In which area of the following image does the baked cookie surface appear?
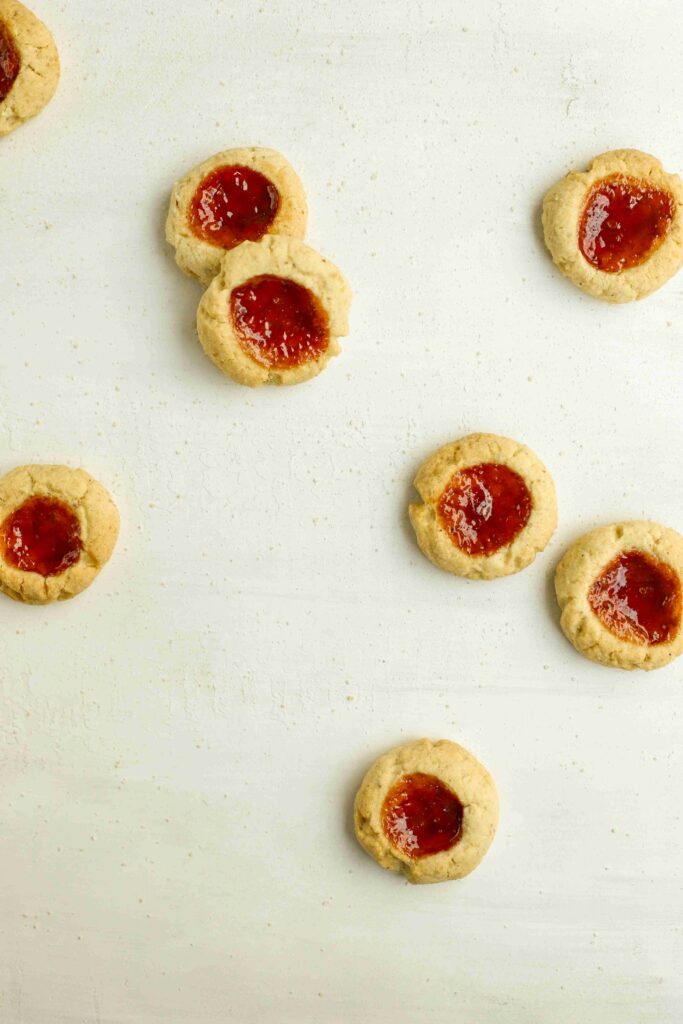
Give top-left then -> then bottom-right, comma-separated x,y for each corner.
166,147 -> 308,285
409,433 -> 557,579
542,149 -> 683,302
354,738 -> 499,885
196,234 -> 351,387
555,520 -> 683,671
0,465 -> 119,604
0,0 -> 59,137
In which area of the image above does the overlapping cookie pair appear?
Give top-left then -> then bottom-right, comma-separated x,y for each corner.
166,147 -> 351,387
409,433 -> 683,672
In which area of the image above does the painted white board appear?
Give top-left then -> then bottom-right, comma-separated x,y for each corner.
1,1 -> 682,1021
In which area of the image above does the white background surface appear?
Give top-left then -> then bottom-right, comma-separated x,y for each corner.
1,1 -> 682,1021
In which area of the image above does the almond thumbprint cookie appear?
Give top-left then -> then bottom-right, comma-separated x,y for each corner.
542,149 -> 683,302
166,146 -> 308,285
196,234 -> 351,387
555,520 -> 683,671
0,465 -> 119,604
0,0 -> 59,137
354,739 -> 499,885
409,433 -> 557,579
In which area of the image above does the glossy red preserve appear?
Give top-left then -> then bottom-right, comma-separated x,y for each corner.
579,175 -> 674,273
189,165 -> 280,250
230,274 -> 328,369
381,772 -> 464,859
0,20 -> 20,103
588,550 -> 681,646
437,462 -> 532,556
1,496 -> 82,577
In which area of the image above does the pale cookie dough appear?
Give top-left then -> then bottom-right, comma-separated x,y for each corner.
0,0 -> 59,137
542,149 -> 683,302
555,520 -> 683,671
166,147 -> 308,285
196,234 -> 351,387
409,433 -> 557,580
354,738 -> 499,885
0,465 -> 119,604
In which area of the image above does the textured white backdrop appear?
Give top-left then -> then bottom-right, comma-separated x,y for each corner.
1,1 -> 682,1021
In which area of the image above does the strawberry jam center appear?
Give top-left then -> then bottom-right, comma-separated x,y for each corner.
230,274 -> 329,369
588,549 -> 681,646
578,175 -> 674,273
381,772 -> 463,859
189,165 -> 280,250
1,496 -> 82,577
0,20 -> 20,103
437,462 -> 532,556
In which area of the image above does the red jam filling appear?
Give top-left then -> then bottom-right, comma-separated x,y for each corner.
230,274 -> 329,369
1,496 -> 82,577
578,175 -> 674,273
381,772 -> 463,859
588,550 -> 681,646
189,165 -> 280,250
437,462 -> 532,557
0,20 -> 20,103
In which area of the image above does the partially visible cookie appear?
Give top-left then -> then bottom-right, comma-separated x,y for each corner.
542,149 -> 683,302
196,234 -> 351,387
555,520 -> 683,671
354,738 -> 499,885
409,433 -> 557,580
166,147 -> 308,285
0,465 -> 119,604
0,0 -> 59,137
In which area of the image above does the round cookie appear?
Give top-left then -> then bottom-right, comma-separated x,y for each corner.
542,149 -> 683,303
409,433 -> 557,580
196,234 -> 351,387
0,0 -> 59,137
166,146 -> 308,285
0,465 -> 119,604
555,520 -> 683,671
354,738 -> 499,885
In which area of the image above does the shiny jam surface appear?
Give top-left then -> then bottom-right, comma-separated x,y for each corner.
0,20 -> 20,103
1,496 -> 82,577
437,462 -> 532,556
381,772 -> 464,859
588,550 -> 681,646
189,165 -> 280,249
578,175 -> 674,273
230,274 -> 329,369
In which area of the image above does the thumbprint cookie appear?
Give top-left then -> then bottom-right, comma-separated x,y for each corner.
196,234 -> 351,387
555,520 -> 683,670
542,149 -> 683,302
166,146 -> 308,285
0,0 -> 59,137
409,433 -> 557,580
354,738 -> 499,885
0,465 -> 119,604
